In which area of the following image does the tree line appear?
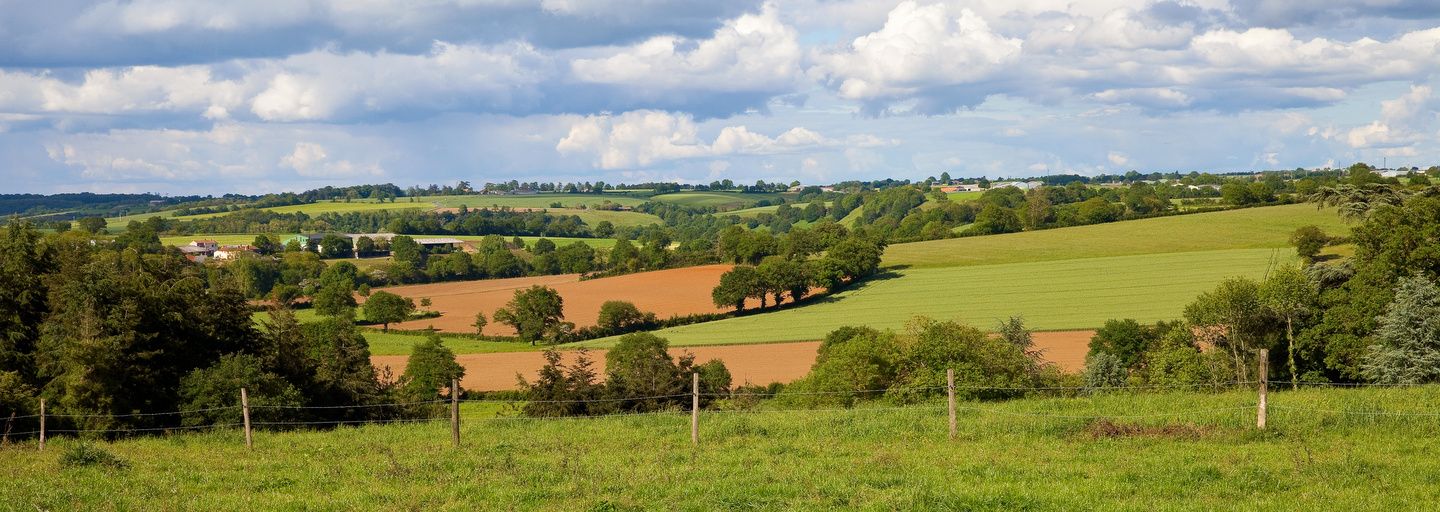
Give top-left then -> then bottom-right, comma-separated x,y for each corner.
0,222 -> 466,435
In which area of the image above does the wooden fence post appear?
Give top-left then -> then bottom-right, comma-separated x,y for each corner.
691,372 -> 700,447
450,378 -> 460,448
241,388 -> 252,450
947,368 -> 957,441
1257,349 -> 1268,430
38,398 -> 45,452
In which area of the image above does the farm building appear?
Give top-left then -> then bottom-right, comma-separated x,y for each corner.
177,245 -> 210,263
212,245 -> 257,261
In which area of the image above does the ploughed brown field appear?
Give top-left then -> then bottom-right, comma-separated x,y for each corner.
368,264 -> 794,334
370,330 -> 1095,391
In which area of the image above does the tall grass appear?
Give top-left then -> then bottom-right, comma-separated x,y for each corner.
5,386 -> 1440,509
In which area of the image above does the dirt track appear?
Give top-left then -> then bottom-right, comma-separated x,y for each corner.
371,330 -> 1096,391
373,265 -> 758,334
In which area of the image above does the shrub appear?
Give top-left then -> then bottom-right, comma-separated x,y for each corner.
60,443 -> 128,469
1290,225 -> 1328,262
1083,352 -> 1128,390
178,354 -> 304,427
596,300 -> 657,335
398,333 -> 465,404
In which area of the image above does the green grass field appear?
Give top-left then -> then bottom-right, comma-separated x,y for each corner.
7,386 -> 1440,509
571,205 -> 1347,349
251,309 -> 532,356
650,191 -> 781,210
726,201 -> 833,218
884,204 -> 1350,268
579,248 -> 1295,348
184,201 -> 432,219
946,190 -> 986,202
362,330 -> 537,356
427,194 -> 648,209
160,234 -> 267,246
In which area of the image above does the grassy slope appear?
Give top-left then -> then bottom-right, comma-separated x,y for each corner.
427,194 -> 648,209
114,195 -> 659,231
650,191 -> 780,209
7,387 -> 1440,509
578,204 -> 1348,348
580,248 -> 1294,347
884,204 -> 1349,268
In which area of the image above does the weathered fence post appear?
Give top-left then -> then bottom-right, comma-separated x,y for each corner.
451,378 -> 461,448
241,388 -> 252,450
947,368 -> 957,441
1257,349 -> 1268,430
38,398 -> 45,452
691,372 -> 700,447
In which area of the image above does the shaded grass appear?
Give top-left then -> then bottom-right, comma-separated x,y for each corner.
580,248 -> 1295,348
6,386 -> 1440,509
883,204 -> 1350,268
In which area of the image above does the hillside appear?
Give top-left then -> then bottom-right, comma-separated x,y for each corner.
6,386 -> 1439,509
581,204 -> 1347,348
107,194 -> 663,231
650,191 -> 783,209
884,203 -> 1349,268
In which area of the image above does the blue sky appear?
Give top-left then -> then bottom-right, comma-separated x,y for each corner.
2,0 -> 1438,194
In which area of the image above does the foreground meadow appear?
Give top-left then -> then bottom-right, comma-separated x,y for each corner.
5,386 -> 1440,509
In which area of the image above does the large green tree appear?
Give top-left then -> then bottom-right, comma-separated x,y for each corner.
493,285 -> 568,345
1361,275 -> 1440,384
363,291 -> 415,332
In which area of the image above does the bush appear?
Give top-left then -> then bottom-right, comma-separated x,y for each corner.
178,354 -> 304,427
398,333 -> 465,404
596,300 -> 657,335
1083,352 -> 1128,390
1290,225 -> 1328,261
59,443 -> 128,469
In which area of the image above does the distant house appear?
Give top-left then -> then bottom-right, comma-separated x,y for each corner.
177,245 -> 210,263
190,239 -> 219,251
947,183 -> 984,192
213,245 -> 256,261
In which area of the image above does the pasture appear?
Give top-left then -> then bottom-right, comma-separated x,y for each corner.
427,193 -> 648,209
883,204 -> 1349,268
946,190 -> 986,201
8,386 -> 1440,509
650,191 -> 781,210
578,248 -> 1296,348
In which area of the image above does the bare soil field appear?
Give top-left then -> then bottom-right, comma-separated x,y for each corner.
373,264 -> 758,334
371,330 -> 1095,391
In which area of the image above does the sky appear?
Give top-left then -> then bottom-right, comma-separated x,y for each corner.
2,0 -> 1439,195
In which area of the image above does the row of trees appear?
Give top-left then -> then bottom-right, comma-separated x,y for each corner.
712,236 -> 884,312
519,333 -> 731,417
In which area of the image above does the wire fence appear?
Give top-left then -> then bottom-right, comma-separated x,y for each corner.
9,365 -> 1440,450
